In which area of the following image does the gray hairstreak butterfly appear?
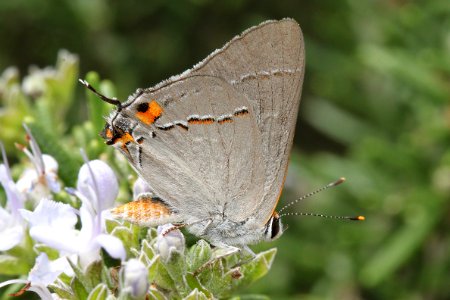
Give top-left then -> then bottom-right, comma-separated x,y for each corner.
80,18 -> 363,254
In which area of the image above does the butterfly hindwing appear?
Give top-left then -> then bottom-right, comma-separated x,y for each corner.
186,19 -> 305,223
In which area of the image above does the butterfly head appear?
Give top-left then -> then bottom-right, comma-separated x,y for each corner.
100,116 -> 130,145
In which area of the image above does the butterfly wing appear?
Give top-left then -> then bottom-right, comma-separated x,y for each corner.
109,19 -> 304,226
116,75 -> 266,222
184,19 -> 305,223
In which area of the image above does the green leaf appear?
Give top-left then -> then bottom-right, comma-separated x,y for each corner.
182,288 -> 208,300
141,239 -> 156,261
229,295 -> 271,300
196,257 -> 226,296
84,261 -> 104,290
34,243 -> 59,260
105,218 -> 122,234
49,281 -> 75,300
0,254 -> 30,275
147,288 -> 168,300
147,228 -> 158,240
72,277 -> 89,300
162,250 -> 188,294
101,263 -> 117,291
67,258 -> 93,291
187,240 -> 212,272
111,226 -> 139,256
184,273 -> 212,299
234,248 -> 277,289
148,255 -> 176,292
87,283 -> 110,300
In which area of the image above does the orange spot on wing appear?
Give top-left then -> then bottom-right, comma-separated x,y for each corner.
218,118 -> 233,124
111,198 -> 173,224
234,109 -> 249,116
188,118 -> 215,125
136,100 -> 163,125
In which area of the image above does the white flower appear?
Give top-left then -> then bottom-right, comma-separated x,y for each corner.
20,199 -> 77,238
0,253 -> 68,300
0,144 -> 26,251
0,207 -> 24,251
121,259 -> 149,299
28,253 -> 70,287
77,159 -> 118,213
20,160 -> 125,268
156,224 -> 185,261
15,124 -> 60,200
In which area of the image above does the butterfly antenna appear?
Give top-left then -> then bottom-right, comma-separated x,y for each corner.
278,177 -> 346,214
279,212 -> 365,221
278,177 -> 364,221
79,79 -> 122,110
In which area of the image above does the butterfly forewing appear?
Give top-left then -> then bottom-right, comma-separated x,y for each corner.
122,75 -> 266,221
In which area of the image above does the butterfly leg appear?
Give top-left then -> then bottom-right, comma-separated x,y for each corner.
242,245 -> 256,257
162,218 -> 213,236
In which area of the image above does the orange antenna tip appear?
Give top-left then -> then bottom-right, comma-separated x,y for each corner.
350,215 -> 365,221
330,177 -> 346,187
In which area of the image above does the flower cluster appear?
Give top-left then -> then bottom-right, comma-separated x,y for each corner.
0,126 -> 276,299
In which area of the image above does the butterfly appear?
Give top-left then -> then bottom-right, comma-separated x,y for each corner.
81,18 -> 305,254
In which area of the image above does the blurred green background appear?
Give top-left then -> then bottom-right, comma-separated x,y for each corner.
1,0 -> 449,299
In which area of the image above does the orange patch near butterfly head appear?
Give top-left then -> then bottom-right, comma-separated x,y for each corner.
100,124 -> 114,142
111,196 -> 175,226
116,132 -> 135,154
115,132 -> 134,145
101,124 -> 135,154
135,100 -> 163,125
104,128 -> 113,139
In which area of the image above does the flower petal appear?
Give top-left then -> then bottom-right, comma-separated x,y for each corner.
29,225 -> 80,253
42,154 -> 60,193
0,165 -> 25,214
95,234 -> 126,261
0,207 -> 24,251
28,253 -> 68,286
77,160 -> 118,212
20,199 -> 77,229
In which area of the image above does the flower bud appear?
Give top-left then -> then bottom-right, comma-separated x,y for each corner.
132,177 -> 154,199
156,224 -> 185,261
121,259 -> 149,299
